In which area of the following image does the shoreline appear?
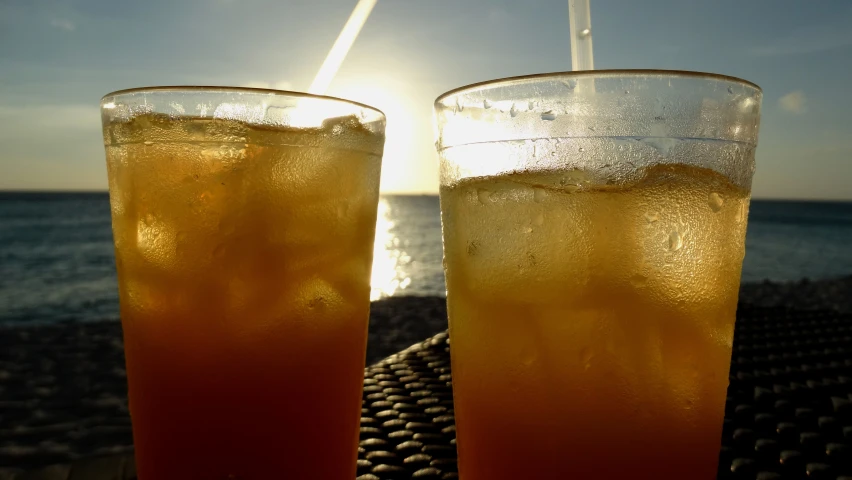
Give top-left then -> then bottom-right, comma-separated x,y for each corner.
0,276 -> 850,471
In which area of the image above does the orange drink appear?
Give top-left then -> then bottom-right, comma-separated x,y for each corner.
434,72 -> 762,479
101,88 -> 385,479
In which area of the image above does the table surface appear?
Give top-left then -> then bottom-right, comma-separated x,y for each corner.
5,305 -> 852,480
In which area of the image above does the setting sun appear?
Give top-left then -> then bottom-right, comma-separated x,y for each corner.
333,79 -> 438,193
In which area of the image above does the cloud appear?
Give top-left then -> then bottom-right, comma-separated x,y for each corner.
778,91 -> 806,114
240,81 -> 294,91
50,18 -> 76,32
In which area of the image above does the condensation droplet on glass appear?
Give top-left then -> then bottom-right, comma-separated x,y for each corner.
727,86 -> 734,94
641,137 -> 679,156
524,226 -> 533,234
336,202 -> 349,218
540,111 -> 557,121
477,189 -> 491,204
644,212 -> 659,224
218,218 -> 236,235
533,187 -> 547,203
143,140 -> 154,146
580,347 -> 593,370
578,146 -> 585,153
520,344 -> 536,366
176,232 -> 187,243
563,79 -> 577,90
483,99 -> 492,109
668,230 -> 684,251
624,90 -> 630,95
736,202 -> 748,223
579,28 -> 591,38
509,103 -> 519,118
708,192 -> 725,212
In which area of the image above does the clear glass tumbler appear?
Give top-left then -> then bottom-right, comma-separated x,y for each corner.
434,71 -> 761,479
101,87 -> 385,479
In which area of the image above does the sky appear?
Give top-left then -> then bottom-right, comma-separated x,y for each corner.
1,0 -> 851,200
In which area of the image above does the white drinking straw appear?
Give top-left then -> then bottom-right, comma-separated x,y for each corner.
308,0 -> 379,95
569,0 -> 595,71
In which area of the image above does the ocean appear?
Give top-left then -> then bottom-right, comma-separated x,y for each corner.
1,192 -> 850,325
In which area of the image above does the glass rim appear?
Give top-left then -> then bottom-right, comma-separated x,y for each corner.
101,85 -> 386,118
435,69 -> 761,106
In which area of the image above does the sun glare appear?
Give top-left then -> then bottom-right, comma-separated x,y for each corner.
334,82 -> 416,193
370,198 -> 412,300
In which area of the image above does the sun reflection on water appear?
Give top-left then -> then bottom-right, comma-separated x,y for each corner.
370,198 -> 412,300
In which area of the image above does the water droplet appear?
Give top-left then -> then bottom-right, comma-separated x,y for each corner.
509,103 -> 519,118
727,86 -> 734,94
624,90 -> 630,95
540,111 -> 557,121
668,230 -> 684,251
630,274 -> 648,287
524,226 -> 533,234
477,189 -> 491,204
735,202 -> 748,223
520,344 -> 536,366
580,347 -> 593,370
308,296 -> 327,310
562,79 -> 577,90
579,28 -> 591,38
455,98 -> 464,112
528,100 -> 536,110
483,99 -> 492,109
640,137 -> 680,156
218,218 -> 236,235
708,192 -> 725,212
534,213 -> 544,226
336,201 -> 350,218
212,243 -> 226,258
644,212 -> 659,224
533,187 -> 547,203
143,140 -> 154,146
578,146 -> 585,153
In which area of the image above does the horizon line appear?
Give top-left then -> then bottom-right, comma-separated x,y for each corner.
0,189 -> 851,203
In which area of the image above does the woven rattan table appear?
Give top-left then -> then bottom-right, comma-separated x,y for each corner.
6,306 -> 852,480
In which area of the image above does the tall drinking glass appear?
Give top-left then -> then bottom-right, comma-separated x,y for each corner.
434,71 -> 761,479
101,87 -> 385,479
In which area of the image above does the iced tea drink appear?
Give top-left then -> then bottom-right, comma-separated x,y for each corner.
434,72 -> 762,479
101,88 -> 385,479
